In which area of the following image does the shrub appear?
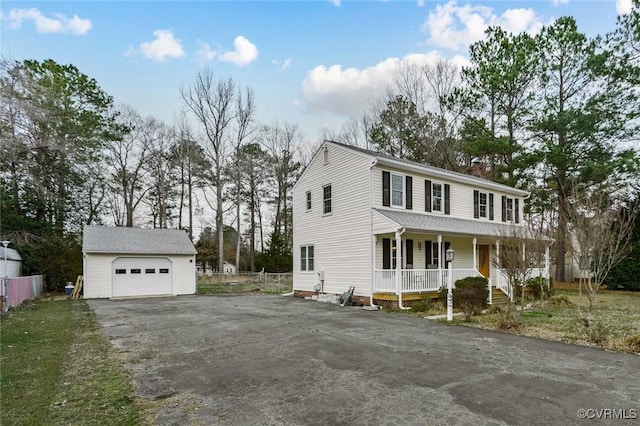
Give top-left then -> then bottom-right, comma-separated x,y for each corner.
526,277 -> 552,300
587,322 -> 611,345
411,294 -> 431,313
453,276 -> 489,321
437,286 -> 448,307
549,295 -> 573,306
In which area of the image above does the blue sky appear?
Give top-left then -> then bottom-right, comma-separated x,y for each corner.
1,0 -> 633,145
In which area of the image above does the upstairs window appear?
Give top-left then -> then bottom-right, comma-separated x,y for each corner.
382,171 -> 412,209
425,180 -> 450,214
501,196 -> 520,223
323,185 -> 332,214
432,182 -> 443,212
474,190 -> 494,220
323,147 -> 329,165
300,245 -> 314,271
306,191 -> 312,210
391,174 -> 404,207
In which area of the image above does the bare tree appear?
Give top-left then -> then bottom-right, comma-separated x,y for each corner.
262,122 -> 302,251
181,71 -> 236,273
172,114 -> 211,240
567,186 -> 638,326
106,105 -> 153,227
491,226 -> 544,327
230,87 -> 257,271
145,122 -> 176,228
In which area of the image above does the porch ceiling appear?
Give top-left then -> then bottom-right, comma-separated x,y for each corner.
373,208 -> 540,239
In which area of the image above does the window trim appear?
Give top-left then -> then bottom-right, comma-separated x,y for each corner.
322,184 -> 332,214
300,244 -> 315,272
306,190 -> 312,211
323,147 -> 329,165
431,181 -> 444,213
390,173 -> 405,208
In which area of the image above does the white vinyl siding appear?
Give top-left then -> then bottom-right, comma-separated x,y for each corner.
293,143 -> 373,297
83,253 -> 195,298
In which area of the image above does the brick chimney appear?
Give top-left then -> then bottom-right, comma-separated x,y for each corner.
467,158 -> 487,178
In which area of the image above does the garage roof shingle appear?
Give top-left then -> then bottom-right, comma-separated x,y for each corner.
83,225 -> 197,255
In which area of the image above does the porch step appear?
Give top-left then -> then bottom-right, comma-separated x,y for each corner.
490,288 -> 510,305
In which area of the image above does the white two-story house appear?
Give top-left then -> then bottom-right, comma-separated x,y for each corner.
292,140 -> 549,307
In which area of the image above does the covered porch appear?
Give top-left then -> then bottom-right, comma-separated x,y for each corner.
371,209 -> 550,305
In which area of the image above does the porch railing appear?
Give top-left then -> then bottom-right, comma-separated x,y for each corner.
373,268 -> 483,293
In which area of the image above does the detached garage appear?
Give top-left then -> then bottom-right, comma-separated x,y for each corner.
82,225 -> 197,298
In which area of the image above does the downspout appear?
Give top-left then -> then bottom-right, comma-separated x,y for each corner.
369,158 -> 379,307
397,227 -> 410,310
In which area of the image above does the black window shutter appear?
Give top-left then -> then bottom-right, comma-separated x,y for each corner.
425,241 -> 432,268
406,176 -> 413,210
382,238 -> 391,270
515,198 -> 520,223
501,195 -> 507,222
473,190 -> 479,218
382,171 -> 390,207
444,184 -> 451,215
425,180 -> 431,212
444,242 -> 451,267
405,239 -> 413,267
489,193 -> 494,221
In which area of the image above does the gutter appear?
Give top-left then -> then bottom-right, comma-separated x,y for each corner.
369,158 -> 380,308
396,227 -> 411,311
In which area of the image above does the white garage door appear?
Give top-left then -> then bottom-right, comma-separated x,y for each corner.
112,257 -> 173,297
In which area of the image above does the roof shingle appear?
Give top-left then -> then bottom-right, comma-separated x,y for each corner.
83,225 -> 197,255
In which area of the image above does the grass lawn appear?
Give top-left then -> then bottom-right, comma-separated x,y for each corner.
0,298 -> 149,425
454,289 -> 640,354
197,275 -> 293,295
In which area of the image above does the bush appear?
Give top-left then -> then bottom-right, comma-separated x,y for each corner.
437,286 -> 448,307
549,295 -> 573,306
526,277 -> 552,299
411,294 -> 431,313
453,276 -> 489,321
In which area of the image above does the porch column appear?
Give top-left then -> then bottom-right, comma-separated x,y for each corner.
545,243 -> 550,291
395,230 -> 403,296
472,237 -> 477,271
437,235 -> 443,289
495,239 -> 500,295
371,234 -> 377,295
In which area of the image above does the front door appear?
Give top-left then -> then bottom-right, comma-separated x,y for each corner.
478,245 -> 490,278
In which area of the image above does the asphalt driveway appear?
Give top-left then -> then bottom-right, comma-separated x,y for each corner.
89,295 -> 639,425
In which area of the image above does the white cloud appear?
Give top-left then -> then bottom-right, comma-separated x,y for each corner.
417,0 -> 426,6
330,0 -> 342,7
422,1 -> 544,51
6,8 -> 91,35
196,40 -> 217,63
272,58 -> 292,71
552,0 -> 570,6
301,52 -> 469,117
219,36 -> 259,67
617,0 -> 633,14
137,29 -> 185,62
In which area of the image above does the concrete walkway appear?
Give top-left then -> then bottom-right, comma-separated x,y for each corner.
89,295 -> 639,425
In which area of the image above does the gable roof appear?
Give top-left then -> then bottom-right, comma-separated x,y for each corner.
373,208 -> 545,240
83,225 -> 197,255
324,140 -> 528,196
